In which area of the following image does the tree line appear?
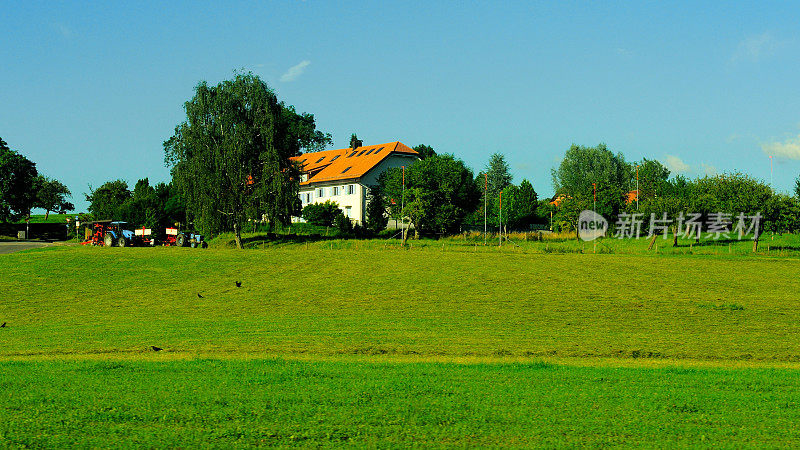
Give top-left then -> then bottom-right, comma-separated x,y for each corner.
545,143 -> 800,238
78,73 -> 800,248
0,137 -> 74,223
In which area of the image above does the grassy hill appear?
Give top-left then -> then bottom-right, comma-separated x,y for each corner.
2,244 -> 800,446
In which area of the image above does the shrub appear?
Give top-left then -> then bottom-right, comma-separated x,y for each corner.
302,201 -> 341,227
334,213 -> 353,234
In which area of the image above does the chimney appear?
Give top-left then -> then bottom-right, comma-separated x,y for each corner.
351,139 -> 363,150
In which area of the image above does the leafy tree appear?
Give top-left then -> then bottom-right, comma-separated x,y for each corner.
164,73 -> 326,248
281,104 -> 332,154
301,200 -> 342,227
123,178 -> 161,228
549,196 -> 589,232
85,180 -> 131,220
0,137 -> 39,222
381,154 -> 481,237
634,158 -> 670,201
157,182 -> 187,228
692,173 -> 770,216
34,176 -> 73,219
349,133 -> 362,149
763,194 -> 800,234
552,143 -> 631,199
485,153 -> 513,200
514,179 -> 539,227
413,144 -> 437,160
795,175 -> 800,198
639,195 -> 688,246
334,212 -> 353,234
365,184 -> 388,234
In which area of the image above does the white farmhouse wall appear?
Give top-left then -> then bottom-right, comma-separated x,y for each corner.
295,153 -> 418,226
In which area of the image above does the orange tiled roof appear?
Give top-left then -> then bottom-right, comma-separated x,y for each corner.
290,141 -> 418,185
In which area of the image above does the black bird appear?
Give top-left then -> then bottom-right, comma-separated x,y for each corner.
197,293 -> 204,298
0,322 -> 6,328
151,346 -> 162,352
235,281 -> 242,288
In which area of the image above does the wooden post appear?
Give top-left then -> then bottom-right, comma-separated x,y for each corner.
647,234 -> 657,251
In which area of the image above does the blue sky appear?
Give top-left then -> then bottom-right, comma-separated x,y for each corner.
3,1 -> 800,212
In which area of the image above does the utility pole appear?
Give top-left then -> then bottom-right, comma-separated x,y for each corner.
484,173 -> 487,245
498,190 -> 502,246
635,165 -> 639,210
592,183 -> 597,213
769,155 -> 773,189
401,166 -> 406,243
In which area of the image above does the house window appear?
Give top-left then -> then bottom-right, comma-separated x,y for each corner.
317,188 -> 325,198
332,186 -> 339,196
305,193 -> 311,203
344,206 -> 352,218
347,184 -> 355,195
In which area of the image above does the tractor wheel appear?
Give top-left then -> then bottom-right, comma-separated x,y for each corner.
103,233 -> 114,247
176,233 -> 187,247
118,236 -> 127,247
201,241 -> 208,249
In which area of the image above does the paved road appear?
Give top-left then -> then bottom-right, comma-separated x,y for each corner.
0,241 -> 53,255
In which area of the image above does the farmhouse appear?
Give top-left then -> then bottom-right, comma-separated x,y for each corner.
291,141 -> 419,225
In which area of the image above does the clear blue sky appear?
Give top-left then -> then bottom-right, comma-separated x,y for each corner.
3,1 -> 800,212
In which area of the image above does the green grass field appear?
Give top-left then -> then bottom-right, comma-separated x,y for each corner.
2,244 -> 800,446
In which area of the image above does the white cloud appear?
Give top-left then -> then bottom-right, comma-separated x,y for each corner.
664,154 -> 690,173
732,32 -> 784,63
701,163 -> 717,176
761,134 -> 800,160
280,60 -> 311,82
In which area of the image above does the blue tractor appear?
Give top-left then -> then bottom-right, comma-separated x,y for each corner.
102,221 -> 135,247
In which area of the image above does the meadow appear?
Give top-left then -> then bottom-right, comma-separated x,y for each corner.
2,243 -> 800,446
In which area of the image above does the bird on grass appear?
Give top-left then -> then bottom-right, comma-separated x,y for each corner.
235,281 -> 242,288
151,346 -> 162,352
197,293 -> 204,298
0,322 -> 6,328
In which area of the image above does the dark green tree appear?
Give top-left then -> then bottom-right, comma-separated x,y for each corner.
413,144 -> 437,160
122,178 -> 160,227
365,184 -> 388,234
85,180 -> 131,220
301,200 -> 342,227
514,178 -> 539,227
157,182 -> 187,228
634,158 -> 670,201
485,153 -> 513,200
281,104 -> 332,154
763,194 -> 800,234
34,176 -> 73,219
794,175 -> 800,198
164,73 -> 327,248
349,133 -> 362,149
381,154 -> 481,237
0,137 -> 39,222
